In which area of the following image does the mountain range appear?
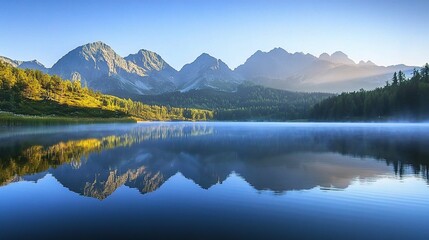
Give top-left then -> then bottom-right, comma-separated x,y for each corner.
0,41 -> 416,96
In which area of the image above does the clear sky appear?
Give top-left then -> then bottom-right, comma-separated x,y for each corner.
1,0 -> 428,69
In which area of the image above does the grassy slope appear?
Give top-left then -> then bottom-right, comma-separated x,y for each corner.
0,62 -> 214,124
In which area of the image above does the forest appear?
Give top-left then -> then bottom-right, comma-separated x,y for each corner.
310,64 -> 429,121
139,85 -> 332,121
0,62 -> 213,121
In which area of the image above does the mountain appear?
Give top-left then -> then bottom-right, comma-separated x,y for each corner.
124,49 -> 178,87
0,56 -> 48,72
235,49 -> 416,93
319,51 -> 355,65
0,56 -> 16,66
18,60 -> 48,72
235,48 -> 317,80
358,60 -> 376,66
49,41 -> 176,96
178,53 -> 243,91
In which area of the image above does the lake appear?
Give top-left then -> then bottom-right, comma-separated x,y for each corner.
0,122 -> 428,239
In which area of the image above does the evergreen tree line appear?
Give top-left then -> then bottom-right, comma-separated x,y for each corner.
310,64 -> 429,121
0,62 -> 213,121
139,85 -> 332,121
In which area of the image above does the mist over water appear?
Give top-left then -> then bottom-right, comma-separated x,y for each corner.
0,122 -> 428,239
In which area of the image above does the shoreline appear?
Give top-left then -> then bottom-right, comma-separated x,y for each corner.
0,112 -> 136,126
3,112 -> 429,126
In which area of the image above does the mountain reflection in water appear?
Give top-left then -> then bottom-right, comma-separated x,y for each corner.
0,122 -> 428,200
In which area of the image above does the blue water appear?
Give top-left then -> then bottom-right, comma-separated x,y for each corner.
0,122 -> 428,239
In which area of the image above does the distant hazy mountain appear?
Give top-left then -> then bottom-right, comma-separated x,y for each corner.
319,51 -> 356,65
1,44 -> 417,95
178,53 -> 243,91
235,48 -> 416,92
235,48 -> 317,80
49,42 -> 175,96
0,56 -> 48,72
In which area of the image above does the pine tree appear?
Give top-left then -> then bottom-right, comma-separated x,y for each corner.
398,70 -> 405,85
422,63 -> 429,83
392,72 -> 398,86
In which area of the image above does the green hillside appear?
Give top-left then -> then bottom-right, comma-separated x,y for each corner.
0,62 -> 213,122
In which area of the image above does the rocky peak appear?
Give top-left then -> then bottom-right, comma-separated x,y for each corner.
51,41 -> 144,76
183,53 -> 231,72
125,49 -> 175,72
18,60 -> 47,72
195,53 -> 217,63
0,56 -> 47,72
0,56 -> 19,67
268,47 -> 289,56
178,53 -> 239,91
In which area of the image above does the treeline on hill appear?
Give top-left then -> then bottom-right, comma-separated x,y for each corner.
310,64 -> 429,121
0,62 -> 213,121
139,85 -> 332,121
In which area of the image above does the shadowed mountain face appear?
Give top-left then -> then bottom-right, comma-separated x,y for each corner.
1,123 -> 428,200
0,44 -> 416,95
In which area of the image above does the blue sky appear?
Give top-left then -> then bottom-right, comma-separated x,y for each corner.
1,0 -> 428,69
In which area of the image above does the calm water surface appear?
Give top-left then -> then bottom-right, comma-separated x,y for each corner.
0,122 -> 428,239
